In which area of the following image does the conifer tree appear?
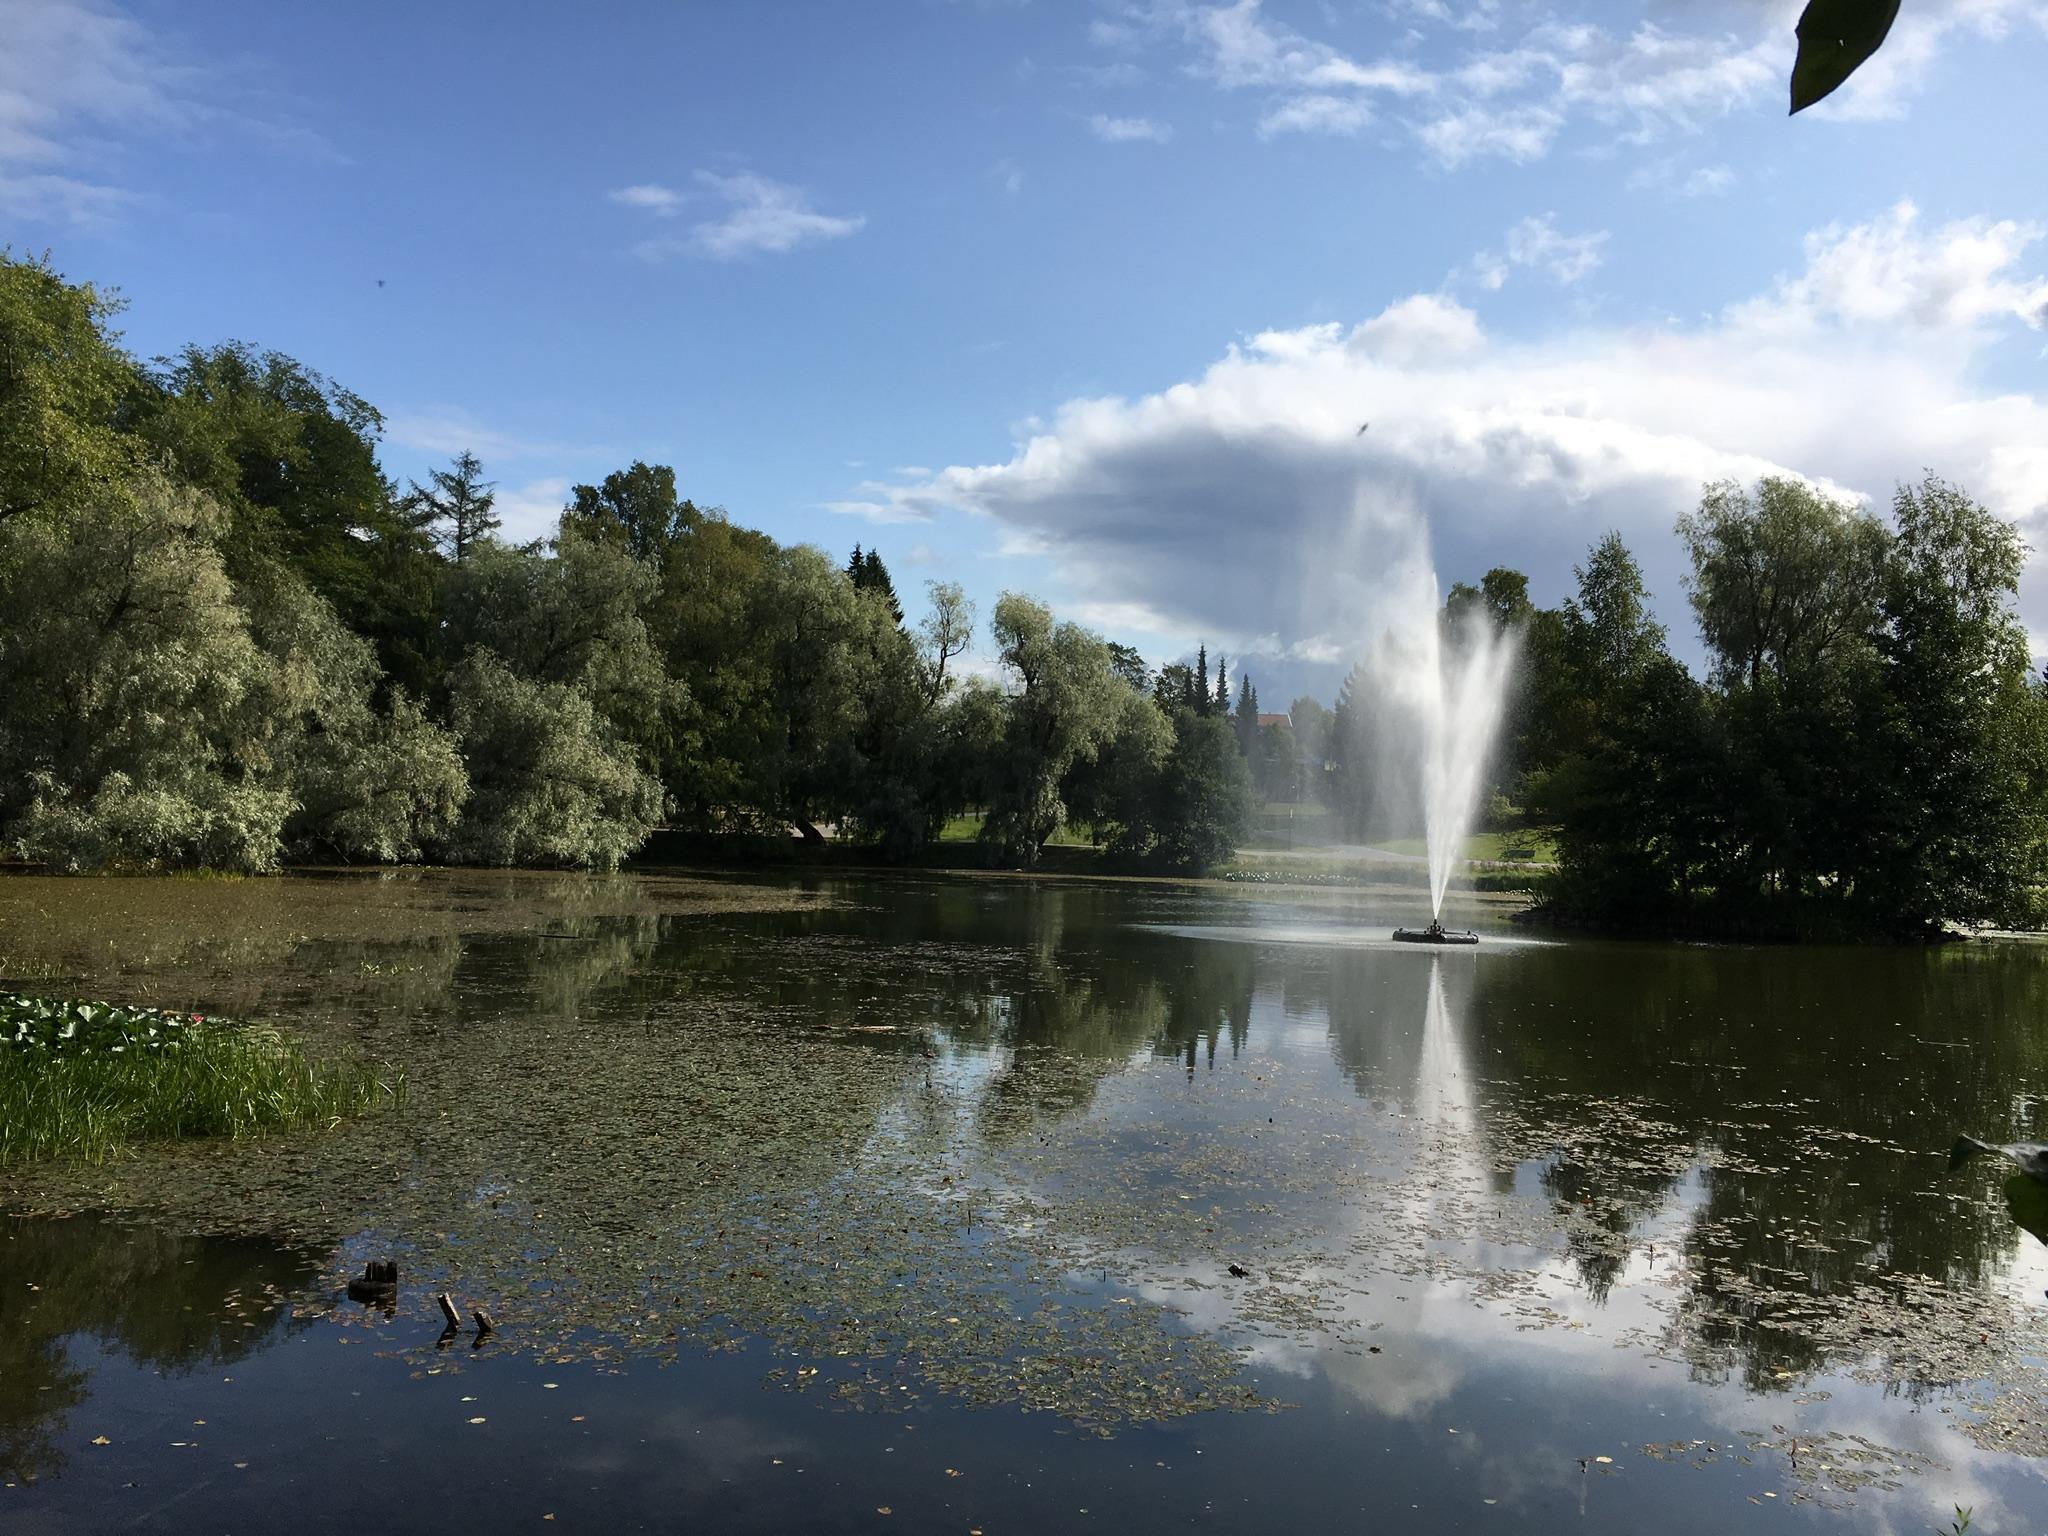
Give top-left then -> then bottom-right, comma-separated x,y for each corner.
853,548 -> 904,625
1194,645 -> 1210,716
405,450 -> 499,564
1213,653 -> 1231,717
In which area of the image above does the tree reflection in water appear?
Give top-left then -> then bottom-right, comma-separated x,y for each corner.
0,1214 -> 328,1484
6,874 -> 2048,1450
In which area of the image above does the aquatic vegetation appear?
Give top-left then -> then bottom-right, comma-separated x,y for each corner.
0,991 -> 400,1166
8,868 -> 2048,1472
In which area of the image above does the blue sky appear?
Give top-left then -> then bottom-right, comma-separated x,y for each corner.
7,0 -> 2047,701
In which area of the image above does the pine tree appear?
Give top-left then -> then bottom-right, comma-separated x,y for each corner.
1213,653 -> 1231,717
1328,663 -> 1373,835
1235,672 -> 1258,756
850,547 -> 903,625
1194,645 -> 1210,716
406,450 -> 500,564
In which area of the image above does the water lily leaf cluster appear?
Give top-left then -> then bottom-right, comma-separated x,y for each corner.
2,993 -> 204,1056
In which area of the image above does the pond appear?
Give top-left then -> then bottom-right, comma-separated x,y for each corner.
3,868 -> 2047,1532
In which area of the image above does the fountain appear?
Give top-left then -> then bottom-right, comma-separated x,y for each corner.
1375,559 -> 1519,946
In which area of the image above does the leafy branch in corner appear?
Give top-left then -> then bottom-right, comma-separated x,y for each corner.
1791,0 -> 1901,113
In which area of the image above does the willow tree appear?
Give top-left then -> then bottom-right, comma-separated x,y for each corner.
0,251 -> 143,525
440,532 -> 676,866
0,475 -> 290,870
445,652 -> 666,870
978,594 -> 1130,864
242,564 -> 467,863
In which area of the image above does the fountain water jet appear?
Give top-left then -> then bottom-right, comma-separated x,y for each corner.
1358,544 -> 1519,935
1408,586 -> 1518,919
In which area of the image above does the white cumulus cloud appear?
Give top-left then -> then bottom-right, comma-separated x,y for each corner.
837,203 -> 2048,675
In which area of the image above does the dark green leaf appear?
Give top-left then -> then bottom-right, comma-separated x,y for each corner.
1791,0 -> 1903,114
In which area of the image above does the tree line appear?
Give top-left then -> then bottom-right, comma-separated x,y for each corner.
0,251 -> 1254,875
1301,476 -> 2048,938
10,248 -> 2032,929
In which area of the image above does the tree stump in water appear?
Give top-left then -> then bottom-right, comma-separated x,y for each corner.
346,1260 -> 398,1304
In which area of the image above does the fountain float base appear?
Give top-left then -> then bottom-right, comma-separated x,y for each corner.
1392,921 -> 1479,946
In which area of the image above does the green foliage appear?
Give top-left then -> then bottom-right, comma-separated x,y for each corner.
1862,476 -> 2045,928
1109,708 -> 1255,873
1289,695 -> 1332,767
1791,0 -> 1901,113
1324,661 -> 1380,837
847,543 -> 904,626
918,581 -> 976,705
1541,478 -> 2048,938
716,543 -> 917,839
561,460 -> 695,563
1253,718 -> 1301,802
402,449 -> 499,565
1567,531 -> 1667,682
0,473 -> 296,871
0,470 -> 463,872
979,594 -> 1131,864
0,255 -> 1252,879
1106,641 -> 1149,692
1679,477 -> 1888,690
241,562 -> 467,862
446,650 -> 666,870
0,251 -> 144,524
4,993 -> 204,1055
444,530 -> 676,746
0,992 -> 398,1166
131,339 -> 439,696
647,503 -> 781,819
1065,685 -> 1175,846
1443,567 -> 1534,640
1233,670 -> 1260,756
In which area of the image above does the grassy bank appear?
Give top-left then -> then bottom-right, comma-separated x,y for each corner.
1,993 -> 400,1166
1366,829 -> 1559,864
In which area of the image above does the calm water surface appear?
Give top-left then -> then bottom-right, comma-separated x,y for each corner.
4,869 -> 2048,1533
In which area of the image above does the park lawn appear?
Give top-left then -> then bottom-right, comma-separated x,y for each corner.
1258,802 -> 1335,819
1373,830 -> 1558,864
936,815 -> 1096,848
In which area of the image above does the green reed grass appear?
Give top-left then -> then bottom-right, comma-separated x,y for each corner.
0,993 -> 401,1166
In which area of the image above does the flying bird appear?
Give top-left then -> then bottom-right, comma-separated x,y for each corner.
376,279 -> 386,288
1356,422 -> 1370,435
